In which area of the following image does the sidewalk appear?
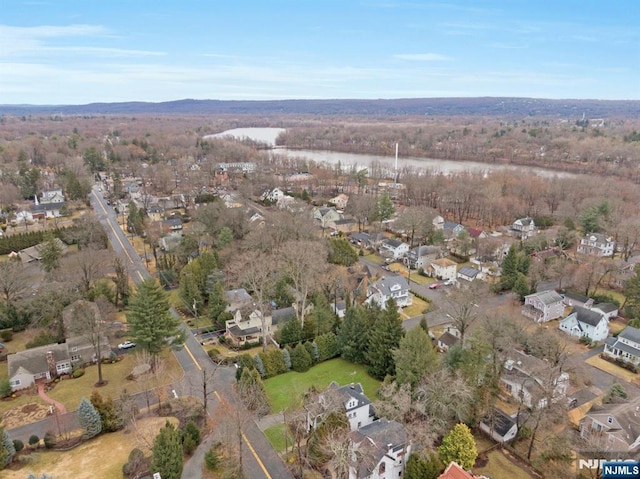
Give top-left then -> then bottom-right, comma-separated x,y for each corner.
256,412 -> 284,431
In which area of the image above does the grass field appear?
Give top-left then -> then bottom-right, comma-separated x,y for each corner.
586,355 -> 637,383
474,448 -> 535,479
4,416 -> 177,479
264,423 -> 292,453
402,296 -> 429,318
263,358 -> 381,413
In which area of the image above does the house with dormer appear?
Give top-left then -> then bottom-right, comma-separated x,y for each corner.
522,290 -> 564,323
40,188 -> 65,204
577,233 -> 615,257
307,382 -> 375,432
349,419 -> 411,479
580,397 -> 640,453
405,245 -> 440,270
559,306 -> 609,342
510,217 -> 537,239
603,326 -> 640,366
379,238 -> 409,260
367,275 -> 412,309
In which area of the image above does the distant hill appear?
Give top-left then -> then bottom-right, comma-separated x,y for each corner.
1,97 -> 638,118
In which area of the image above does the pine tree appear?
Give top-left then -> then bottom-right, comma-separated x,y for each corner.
337,305 -> 371,364
151,420 -> 183,479
39,233 -> 63,273
291,342 -> 312,372
77,397 -> 102,439
90,390 -> 121,432
1,429 -> 15,467
438,423 -> 477,470
499,245 -> 518,290
253,354 -> 266,377
282,347 -> 292,370
207,281 -> 227,327
365,299 -> 404,380
393,327 -> 439,388
624,270 -> 640,320
513,273 -> 531,302
127,279 -> 184,361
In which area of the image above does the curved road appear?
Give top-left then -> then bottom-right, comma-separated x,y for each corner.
89,186 -> 293,479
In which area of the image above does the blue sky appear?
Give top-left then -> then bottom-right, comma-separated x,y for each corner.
1,1 -> 638,104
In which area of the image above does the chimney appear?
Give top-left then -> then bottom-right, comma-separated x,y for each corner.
46,350 -> 56,377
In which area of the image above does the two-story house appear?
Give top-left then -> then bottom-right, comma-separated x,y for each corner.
367,276 -> 412,309
580,397 -> 640,452
260,187 -> 286,203
577,233 -> 615,257
443,221 -> 465,240
379,238 -> 410,260
329,193 -> 349,210
510,217 -> 537,239
603,326 -> 640,366
313,206 -> 342,230
405,245 -> 440,269
500,349 -> 569,409
40,188 -> 65,204
161,218 -> 183,233
559,306 -> 609,342
306,382 -> 375,432
429,258 -> 458,281
349,419 -> 411,479
522,290 -> 564,323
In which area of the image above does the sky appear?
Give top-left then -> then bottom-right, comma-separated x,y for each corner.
1,1 -> 638,104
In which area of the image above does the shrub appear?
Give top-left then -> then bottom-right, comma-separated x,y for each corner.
43,431 -> 56,449
72,369 -> 85,379
253,354 -> 266,378
28,435 -> 40,447
0,329 -> 13,342
0,378 -> 12,398
122,448 -> 147,478
259,349 -> 287,378
291,343 -> 312,372
205,444 -> 222,470
13,439 -> 24,452
25,331 -> 56,350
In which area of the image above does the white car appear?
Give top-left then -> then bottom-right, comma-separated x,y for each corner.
118,341 -> 136,350
443,279 -> 456,286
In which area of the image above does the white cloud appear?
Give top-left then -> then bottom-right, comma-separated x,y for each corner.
394,53 -> 450,61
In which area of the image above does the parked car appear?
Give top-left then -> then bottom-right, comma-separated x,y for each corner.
382,265 -> 391,271
429,283 -> 442,290
443,279 -> 456,286
118,341 -> 136,350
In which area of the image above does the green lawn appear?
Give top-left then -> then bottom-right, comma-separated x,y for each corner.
263,358 -> 381,413
264,423 -> 292,453
474,449 -> 535,479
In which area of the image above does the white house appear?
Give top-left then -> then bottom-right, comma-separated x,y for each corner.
349,419 -> 411,479
430,258 -> 458,281
260,187 -> 285,203
559,306 -> 609,342
457,266 -> 481,283
40,188 -> 65,204
329,193 -> 349,210
480,408 -> 518,443
307,382 -> 375,432
405,245 -> 440,269
591,302 -> 619,321
379,238 -> 410,260
603,326 -> 640,366
432,215 -> 445,231
522,290 -> 564,323
367,276 -> 412,309
577,233 -> 615,257
510,217 -> 537,239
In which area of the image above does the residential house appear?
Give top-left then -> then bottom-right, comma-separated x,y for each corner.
438,462 -> 489,479
603,326 -> 640,366
146,205 -> 164,222
563,291 -> 594,309
501,349 -> 569,409
224,288 -> 253,313
40,188 -> 65,204
522,290 -> 564,323
577,233 -> 615,257
349,419 -> 411,479
457,266 -> 481,283
530,247 -> 564,262
313,206 -> 342,230
332,300 -> 347,319
510,217 -> 537,239
224,307 -> 265,346
432,215 -> 445,231
334,218 -> 358,234
559,306 -> 609,342
8,337 -> 111,391
437,326 -> 460,352
405,245 -> 440,270
580,397 -> 640,452
162,218 -> 183,233
159,233 -> 183,252
307,382 -> 375,432
592,302 -> 619,321
14,210 -> 33,224
260,187 -> 285,203
367,275 -> 412,309
466,226 -> 487,240
479,408 -> 518,443
349,232 -> 373,250
329,193 -> 349,210
18,238 -> 68,264
31,202 -> 64,219
430,258 -> 458,281
443,221 -> 465,240
379,238 -> 410,260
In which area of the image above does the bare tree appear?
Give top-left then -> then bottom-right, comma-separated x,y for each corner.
67,299 -> 108,385
0,260 -> 30,302
393,206 -> 436,247
442,282 -> 486,346
59,248 -> 109,294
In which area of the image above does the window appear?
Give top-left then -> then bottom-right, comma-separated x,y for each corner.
379,462 -> 386,474
71,355 -> 81,362
607,416 -> 613,424
10,379 -> 20,387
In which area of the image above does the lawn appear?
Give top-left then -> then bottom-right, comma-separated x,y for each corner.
46,349 -> 183,411
474,448 -> 535,479
4,416 -> 177,479
586,355 -> 637,383
264,423 -> 292,453
263,358 -> 381,413
402,296 -> 429,318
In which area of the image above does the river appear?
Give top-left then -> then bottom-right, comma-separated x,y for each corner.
205,127 -> 574,178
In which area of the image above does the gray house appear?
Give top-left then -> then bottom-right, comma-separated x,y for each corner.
366,275 -> 412,309
405,245 -> 440,269
522,290 -> 564,323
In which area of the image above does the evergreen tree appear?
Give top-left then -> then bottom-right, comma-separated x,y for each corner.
438,423 -> 477,470
365,299 -> 404,380
282,347 -> 292,370
207,281 -> 227,327
90,390 -> 121,433
277,318 -> 303,346
624,270 -> 640,321
405,451 -> 443,479
291,342 -> 313,372
513,273 -> 531,302
374,192 -> 395,227
1,429 -> 15,467
77,397 -> 102,439
151,420 -> 183,479
393,327 -> 439,388
39,233 -> 63,273
216,227 -> 234,248
127,279 -> 184,361
253,354 -> 266,377
337,305 -> 372,364
499,245 -> 518,290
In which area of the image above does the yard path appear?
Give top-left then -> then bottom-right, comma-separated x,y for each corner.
37,382 -> 67,414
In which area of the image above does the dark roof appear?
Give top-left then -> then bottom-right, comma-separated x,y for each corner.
605,336 -> 640,357
573,306 -> 605,327
373,276 -> 409,296
352,419 -> 407,479
271,307 -> 296,326
438,332 -> 459,348
563,291 -> 591,304
619,326 -> 640,345
458,266 -> 480,278
527,290 -> 563,305
330,382 -> 372,412
31,202 -> 65,213
382,238 -> 404,248
409,245 -> 439,256
162,218 -> 182,226
482,408 -> 517,437
227,324 -> 260,337
593,302 -> 618,314
334,218 -> 355,225
8,343 -> 70,378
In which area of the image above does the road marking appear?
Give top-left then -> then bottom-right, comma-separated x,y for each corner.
242,431 -> 273,479
212,391 -> 273,479
184,344 -> 202,370
137,271 -> 144,281
92,192 -> 135,264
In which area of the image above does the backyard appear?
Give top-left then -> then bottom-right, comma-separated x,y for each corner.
474,434 -> 536,479
263,358 -> 381,413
